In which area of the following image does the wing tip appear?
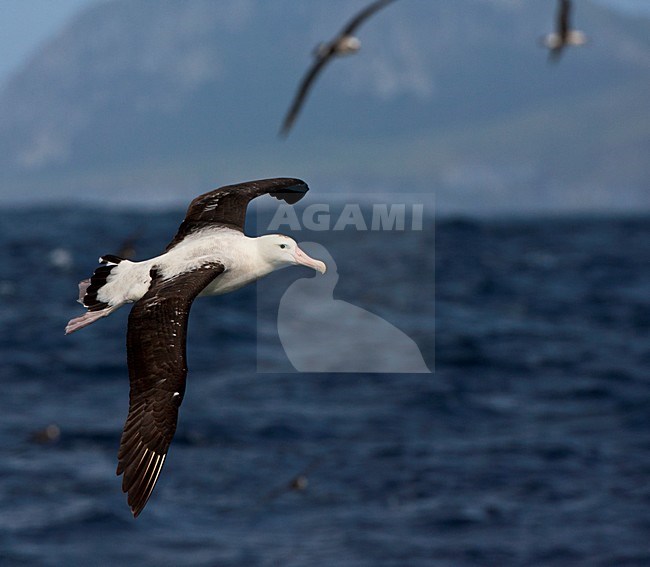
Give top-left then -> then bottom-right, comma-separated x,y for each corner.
117,440 -> 168,518
269,178 -> 310,205
278,121 -> 292,138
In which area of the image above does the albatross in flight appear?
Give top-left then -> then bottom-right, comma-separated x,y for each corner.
541,0 -> 587,62
280,0 -> 397,137
65,178 -> 326,517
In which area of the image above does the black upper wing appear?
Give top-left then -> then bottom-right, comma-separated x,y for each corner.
557,0 -> 571,39
280,53 -> 334,137
341,0 -> 396,36
166,178 -> 309,251
117,263 -> 224,517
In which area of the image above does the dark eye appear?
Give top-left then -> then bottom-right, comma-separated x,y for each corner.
279,244 -> 288,249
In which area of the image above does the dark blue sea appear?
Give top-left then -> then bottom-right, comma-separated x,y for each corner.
1,207 -> 649,566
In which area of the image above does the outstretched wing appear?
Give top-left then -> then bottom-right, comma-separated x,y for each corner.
280,53 -> 333,137
557,0 -> 571,39
341,0 -> 396,36
166,178 -> 309,250
117,263 -> 224,517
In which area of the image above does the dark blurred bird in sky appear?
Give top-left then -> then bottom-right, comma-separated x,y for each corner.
542,0 -> 587,62
280,0 -> 397,137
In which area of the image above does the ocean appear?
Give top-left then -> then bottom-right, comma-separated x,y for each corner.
0,207 -> 648,566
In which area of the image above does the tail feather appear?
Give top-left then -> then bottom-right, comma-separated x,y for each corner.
82,255 -> 125,311
66,254 -> 126,334
100,254 -> 126,265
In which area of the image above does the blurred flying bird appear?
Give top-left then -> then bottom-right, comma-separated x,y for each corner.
65,178 -> 326,517
116,229 -> 143,260
280,0 -> 397,137
261,457 -> 323,504
28,423 -> 61,445
541,0 -> 587,62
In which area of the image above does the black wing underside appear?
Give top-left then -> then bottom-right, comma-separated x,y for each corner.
341,0 -> 396,36
557,0 -> 571,39
165,178 -> 309,251
280,55 -> 333,137
117,263 -> 224,517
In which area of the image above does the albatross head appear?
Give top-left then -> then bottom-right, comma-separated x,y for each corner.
258,235 -> 327,274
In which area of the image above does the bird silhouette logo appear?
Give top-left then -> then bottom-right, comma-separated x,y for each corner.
277,242 -> 430,373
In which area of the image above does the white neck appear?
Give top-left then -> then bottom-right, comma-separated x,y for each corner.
199,235 -> 289,297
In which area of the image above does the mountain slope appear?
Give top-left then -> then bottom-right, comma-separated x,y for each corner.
0,0 -> 648,212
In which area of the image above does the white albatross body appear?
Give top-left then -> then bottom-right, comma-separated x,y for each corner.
94,229 -> 284,306
66,228 -> 325,334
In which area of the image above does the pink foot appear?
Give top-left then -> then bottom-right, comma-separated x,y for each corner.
77,279 -> 91,304
65,305 -> 119,335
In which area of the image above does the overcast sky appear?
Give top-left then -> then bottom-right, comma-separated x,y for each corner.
0,0 -> 648,87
